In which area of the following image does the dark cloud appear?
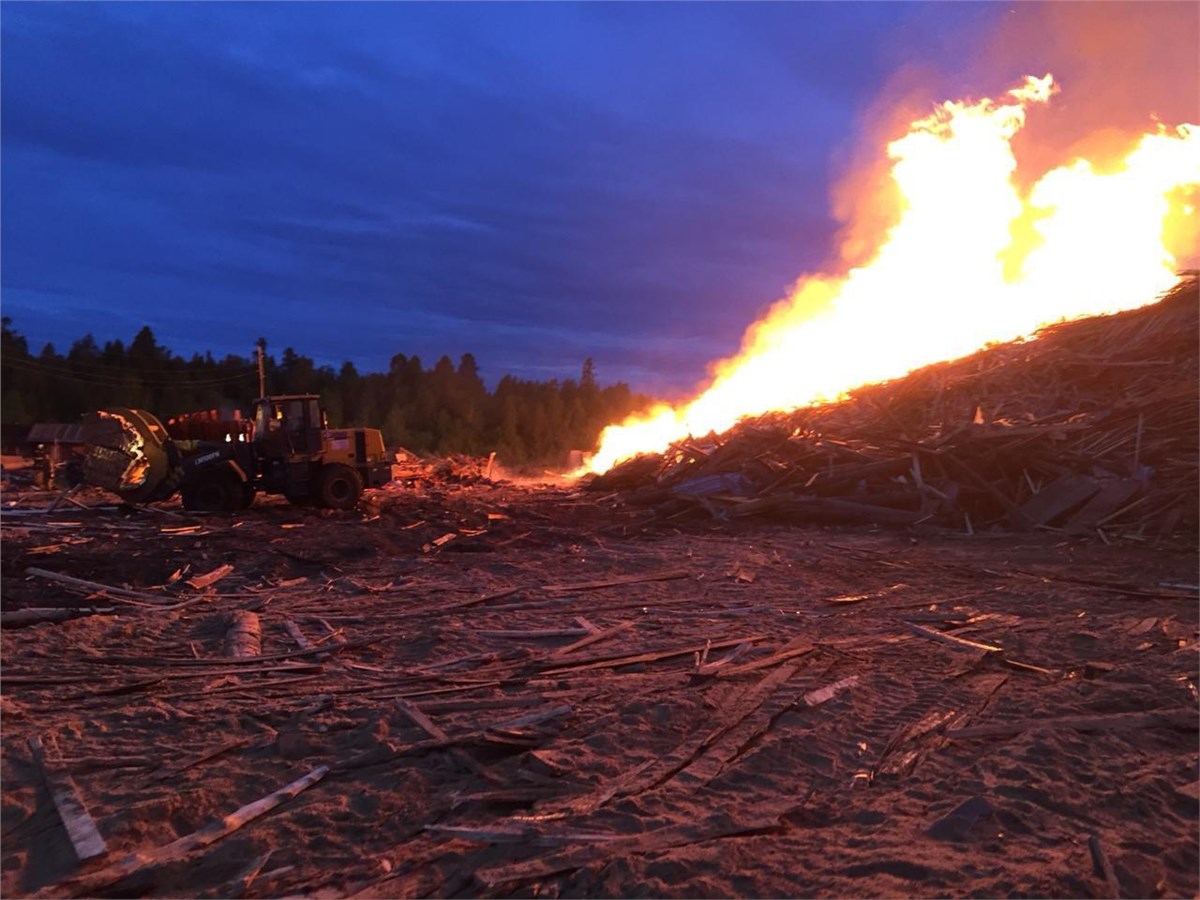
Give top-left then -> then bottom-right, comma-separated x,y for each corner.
3,1 -> 1018,390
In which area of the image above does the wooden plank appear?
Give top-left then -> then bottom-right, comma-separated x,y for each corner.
434,587 -> 523,614
901,620 -> 1001,653
1088,834 -> 1121,899
546,621 -> 635,660
1010,473 -> 1101,529
24,567 -> 176,605
570,663 -> 802,815
27,736 -> 108,863
542,569 -> 690,593
283,618 -> 311,649
395,698 -> 500,783
822,583 -> 908,605
394,698 -> 449,741
715,639 -> 813,678
475,808 -> 790,887
424,824 -> 617,845
88,635 -> 381,667
801,674 -> 860,707
48,765 -> 328,897
416,695 -> 545,715
538,634 -> 768,676
154,735 -> 265,781
947,709 -> 1197,739
477,627 -> 590,639
1064,479 -> 1143,533
694,641 -> 754,676
675,675 -> 858,791
488,705 -> 573,732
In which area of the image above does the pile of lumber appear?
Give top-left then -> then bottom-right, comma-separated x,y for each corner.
391,449 -> 497,485
588,274 -> 1198,537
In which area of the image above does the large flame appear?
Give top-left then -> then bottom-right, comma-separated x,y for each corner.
587,75 -> 1199,474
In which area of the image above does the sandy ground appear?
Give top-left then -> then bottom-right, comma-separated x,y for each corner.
1,478 -> 1197,898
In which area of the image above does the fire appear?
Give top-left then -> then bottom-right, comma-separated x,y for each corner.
587,75 -> 1200,474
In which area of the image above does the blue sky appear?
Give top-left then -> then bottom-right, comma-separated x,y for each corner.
2,2 -> 1193,394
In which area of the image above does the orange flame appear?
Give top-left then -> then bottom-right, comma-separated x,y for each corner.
587,75 -> 1199,474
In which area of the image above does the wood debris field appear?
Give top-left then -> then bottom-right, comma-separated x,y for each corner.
2,282 -> 1198,899
590,276 -> 1199,540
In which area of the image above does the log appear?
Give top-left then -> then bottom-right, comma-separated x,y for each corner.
224,611 -> 262,658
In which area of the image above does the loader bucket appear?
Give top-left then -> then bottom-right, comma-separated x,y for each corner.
80,408 -> 176,503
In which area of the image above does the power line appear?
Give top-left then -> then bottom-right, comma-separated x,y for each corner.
2,355 -> 257,388
15,352 -> 258,378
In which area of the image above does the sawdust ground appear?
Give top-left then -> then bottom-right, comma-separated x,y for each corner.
1,479 -> 1196,898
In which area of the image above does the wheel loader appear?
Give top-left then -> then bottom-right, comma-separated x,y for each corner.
79,395 -> 391,511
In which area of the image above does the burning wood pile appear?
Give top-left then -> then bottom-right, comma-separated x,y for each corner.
587,274 -> 1198,538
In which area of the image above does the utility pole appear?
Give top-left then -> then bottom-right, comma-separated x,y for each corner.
256,338 -> 266,399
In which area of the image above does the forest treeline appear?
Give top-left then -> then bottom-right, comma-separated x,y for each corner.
0,319 -> 654,465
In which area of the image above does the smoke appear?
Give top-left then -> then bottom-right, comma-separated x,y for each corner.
823,2 -> 1199,275
984,2 -> 1199,178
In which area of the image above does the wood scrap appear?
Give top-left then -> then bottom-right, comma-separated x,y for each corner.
26,735 -> 108,863
283,618 -> 311,650
901,620 -> 1002,653
545,620 -> 634,660
584,275 -> 1199,538
566,662 -> 803,814
946,708 -> 1197,739
186,563 -> 234,590
542,569 -> 690,593
24,567 -> 177,605
538,634 -> 769,676
1088,834 -> 1122,899
715,638 -> 814,678
1,607 -> 114,627
395,698 -> 499,783
474,807 -> 793,887
44,764 -> 328,897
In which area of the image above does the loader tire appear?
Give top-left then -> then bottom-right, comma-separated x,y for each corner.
181,470 -> 241,512
315,464 -> 363,510
239,483 -> 257,510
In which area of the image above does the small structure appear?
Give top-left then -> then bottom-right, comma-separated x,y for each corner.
23,423 -> 90,488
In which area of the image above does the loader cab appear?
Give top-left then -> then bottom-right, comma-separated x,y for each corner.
254,394 -> 327,458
